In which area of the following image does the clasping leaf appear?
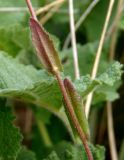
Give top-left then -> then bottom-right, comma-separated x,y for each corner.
29,18 -> 63,75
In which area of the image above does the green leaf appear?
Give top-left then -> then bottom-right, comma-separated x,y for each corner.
97,62 -> 123,86
0,0 -> 40,27
17,147 -> 36,160
0,25 -> 31,57
43,151 -> 60,160
0,52 -> 62,112
61,43 -> 108,79
91,144 -> 105,160
0,106 -> 22,160
74,75 -> 100,97
83,0 -> 117,41
93,62 -> 123,103
43,142 -> 105,160
74,62 -> 123,103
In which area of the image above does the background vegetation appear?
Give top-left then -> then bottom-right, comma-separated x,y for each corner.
0,0 -> 124,159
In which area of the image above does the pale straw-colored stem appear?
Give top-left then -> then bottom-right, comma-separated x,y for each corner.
107,102 -> 118,160
109,0 -> 124,60
68,0 -> 80,79
36,0 -> 66,15
40,1 -> 64,25
85,0 -> 115,118
63,0 -> 100,49
107,1 -> 124,159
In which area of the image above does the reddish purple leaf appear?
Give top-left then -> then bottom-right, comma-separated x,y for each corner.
64,78 -> 90,140
30,18 -> 63,74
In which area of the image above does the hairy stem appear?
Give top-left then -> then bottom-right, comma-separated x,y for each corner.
85,0 -> 115,118
55,71 -> 93,160
26,0 -> 37,20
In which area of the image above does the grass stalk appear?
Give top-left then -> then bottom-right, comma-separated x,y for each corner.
85,0 -> 115,118
68,0 -> 80,79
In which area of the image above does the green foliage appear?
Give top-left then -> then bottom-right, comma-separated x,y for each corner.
0,105 -> 22,160
0,1 -> 123,159
75,62 -> 123,103
119,13 -> 124,30
0,51 -> 123,113
61,43 -> 108,79
0,52 -> 62,111
74,75 -> 100,97
17,147 -> 36,160
43,142 -> 105,160
0,25 -> 31,57
0,0 -> 40,27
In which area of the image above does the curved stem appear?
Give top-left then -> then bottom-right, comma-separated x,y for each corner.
63,0 -> 100,49
85,0 -> 115,118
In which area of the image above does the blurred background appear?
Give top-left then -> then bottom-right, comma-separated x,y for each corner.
0,0 -> 124,160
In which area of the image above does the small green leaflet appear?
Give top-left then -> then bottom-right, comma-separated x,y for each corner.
0,105 -> 22,160
17,147 -> 36,160
0,52 -> 62,112
43,142 -> 105,160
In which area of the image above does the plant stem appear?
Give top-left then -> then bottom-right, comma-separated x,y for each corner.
109,0 -> 124,60
68,0 -> 80,79
36,0 -> 66,15
40,1 -> 64,25
63,0 -> 100,49
26,0 -> 37,20
85,0 -> 115,118
55,71 -> 93,160
37,118 -> 53,147
107,1 -> 124,159
107,102 -> 118,160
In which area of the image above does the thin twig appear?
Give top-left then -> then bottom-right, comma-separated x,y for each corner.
107,102 -> 118,160
68,0 -> 80,79
36,0 -> 66,15
40,1 -> 65,25
106,3 -> 124,41
26,0 -> 37,20
63,0 -> 100,49
107,1 -> 124,159
0,7 -> 78,14
109,0 -> 124,60
24,108 -> 33,135
85,0 -> 115,118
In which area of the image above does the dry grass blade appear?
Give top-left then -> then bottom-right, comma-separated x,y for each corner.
63,0 -> 100,49
36,0 -> 66,15
107,102 -> 118,160
85,0 -> 115,118
68,0 -> 80,79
